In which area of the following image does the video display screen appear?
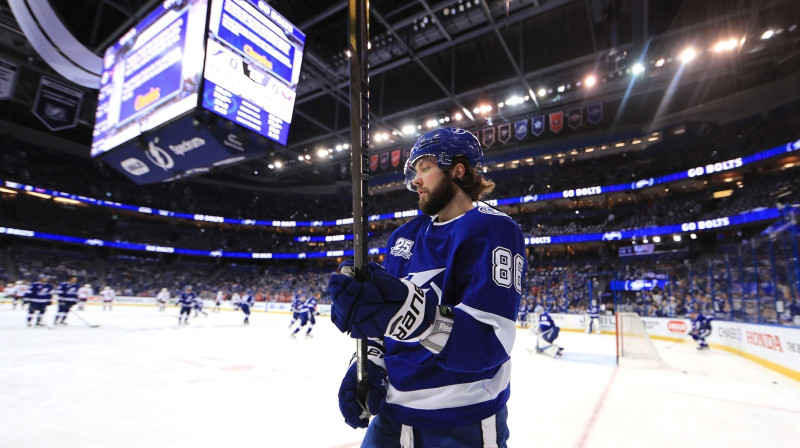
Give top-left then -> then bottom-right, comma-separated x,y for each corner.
201,0 -> 305,145
91,0 -> 209,157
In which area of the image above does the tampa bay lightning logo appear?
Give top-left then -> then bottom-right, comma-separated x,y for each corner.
406,268 -> 446,303
478,206 -> 506,217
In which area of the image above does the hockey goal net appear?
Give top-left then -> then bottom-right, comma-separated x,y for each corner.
615,312 -> 664,367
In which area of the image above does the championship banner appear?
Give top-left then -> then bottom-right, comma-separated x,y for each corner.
379,151 -> 389,170
514,119 -> 528,140
587,102 -> 603,125
0,57 -> 19,100
32,77 -> 84,131
482,126 -> 495,147
567,108 -> 582,130
370,154 -> 378,172
549,111 -> 563,134
403,148 -> 411,162
531,115 -> 545,136
497,123 -> 511,144
391,149 -> 401,168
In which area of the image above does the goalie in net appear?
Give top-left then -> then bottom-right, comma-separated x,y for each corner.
616,312 -> 664,367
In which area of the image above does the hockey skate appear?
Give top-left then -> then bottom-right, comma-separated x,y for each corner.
305,333 -> 314,339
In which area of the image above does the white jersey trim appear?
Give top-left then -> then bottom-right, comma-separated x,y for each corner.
456,303 -> 516,355
385,361 -> 511,410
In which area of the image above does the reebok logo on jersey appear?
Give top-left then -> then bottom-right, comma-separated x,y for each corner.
390,238 -> 414,259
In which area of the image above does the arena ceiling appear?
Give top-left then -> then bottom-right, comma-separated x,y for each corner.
0,0 -> 798,189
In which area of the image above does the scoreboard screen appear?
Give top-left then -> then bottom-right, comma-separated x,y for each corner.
201,0 -> 305,145
91,0 -> 208,157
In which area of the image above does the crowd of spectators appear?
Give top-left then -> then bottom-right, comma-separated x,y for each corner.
2,104 -> 799,326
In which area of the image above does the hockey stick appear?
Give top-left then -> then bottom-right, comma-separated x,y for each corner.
348,0 -> 370,413
72,312 -> 100,328
665,333 -> 690,349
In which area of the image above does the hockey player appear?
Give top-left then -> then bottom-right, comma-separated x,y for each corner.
100,286 -> 115,311
156,288 -> 170,312
288,289 -> 305,329
25,275 -> 54,327
689,312 -> 713,350
193,293 -> 208,317
231,288 -> 241,311
586,299 -> 601,334
240,289 -> 255,325
176,285 -> 196,325
213,290 -> 224,313
532,310 -> 564,358
518,299 -> 530,328
290,292 -> 319,339
11,280 -> 29,310
54,277 -> 80,325
76,283 -> 93,311
329,128 -> 525,446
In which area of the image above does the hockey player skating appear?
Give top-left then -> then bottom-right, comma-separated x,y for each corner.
231,289 -> 241,311
288,289 -> 305,329
100,286 -> 115,311
156,288 -> 170,312
11,280 -> 29,310
213,290 -> 224,313
240,289 -> 255,325
25,275 -> 53,327
176,285 -> 196,325
689,312 -> 713,350
76,283 -> 92,311
54,277 -> 80,325
585,300 -> 601,334
290,292 -> 318,339
529,310 -> 564,358
193,294 -> 208,317
329,128 -> 525,447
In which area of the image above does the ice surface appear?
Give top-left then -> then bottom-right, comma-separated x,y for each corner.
1,304 -> 798,447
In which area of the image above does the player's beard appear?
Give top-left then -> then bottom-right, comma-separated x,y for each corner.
419,173 -> 457,216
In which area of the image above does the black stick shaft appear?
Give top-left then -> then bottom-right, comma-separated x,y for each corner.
348,0 -> 369,408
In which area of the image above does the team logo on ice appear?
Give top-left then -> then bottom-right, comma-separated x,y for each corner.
390,238 -> 414,259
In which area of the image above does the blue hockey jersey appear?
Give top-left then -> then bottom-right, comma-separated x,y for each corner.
177,292 -> 196,307
25,282 -> 54,303
303,296 -> 318,313
587,303 -> 600,318
241,293 -> 255,307
538,312 -> 556,333
58,282 -> 79,302
381,205 -> 525,427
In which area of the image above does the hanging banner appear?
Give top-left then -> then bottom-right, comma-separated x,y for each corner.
531,115 -> 545,137
0,57 -> 19,100
403,148 -> 411,162
391,149 -> 401,168
587,102 -> 603,125
497,123 -> 511,144
568,108 -> 582,130
514,119 -> 528,140
482,126 -> 495,147
32,77 -> 83,131
549,111 -> 563,134
370,154 -> 378,172
379,151 -> 389,170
